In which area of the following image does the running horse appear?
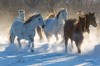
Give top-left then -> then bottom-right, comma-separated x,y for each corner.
9,13 -> 44,52
83,12 -> 97,33
39,9 -> 67,41
64,16 -> 86,53
64,12 -> 97,53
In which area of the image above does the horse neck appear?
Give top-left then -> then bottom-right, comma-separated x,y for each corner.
80,20 -> 86,32
75,21 -> 82,34
19,15 -> 24,21
25,20 -> 38,28
18,17 -> 24,22
56,13 -> 64,25
86,18 -> 90,31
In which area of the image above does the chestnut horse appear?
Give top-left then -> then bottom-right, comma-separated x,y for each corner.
64,12 -> 97,53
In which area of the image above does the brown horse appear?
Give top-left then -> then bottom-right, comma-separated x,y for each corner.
77,12 -> 97,33
64,17 -> 85,53
64,12 -> 97,53
83,12 -> 97,33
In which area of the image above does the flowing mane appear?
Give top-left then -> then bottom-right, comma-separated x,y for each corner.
84,14 -> 89,31
24,14 -> 40,24
75,16 -> 86,33
56,11 -> 61,19
56,9 -> 66,19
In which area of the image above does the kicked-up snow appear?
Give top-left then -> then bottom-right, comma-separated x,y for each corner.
0,25 -> 100,66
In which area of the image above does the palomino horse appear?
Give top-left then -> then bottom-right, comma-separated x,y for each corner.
64,12 -> 97,53
9,13 -> 44,52
42,9 -> 67,41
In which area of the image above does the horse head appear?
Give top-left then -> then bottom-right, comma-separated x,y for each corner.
36,14 -> 44,27
61,8 -> 67,21
88,12 -> 97,27
18,10 -> 25,21
56,8 -> 67,21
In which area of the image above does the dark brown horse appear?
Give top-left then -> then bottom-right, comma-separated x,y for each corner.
64,17 -> 85,53
83,12 -> 97,33
77,12 -> 97,33
64,12 -> 97,53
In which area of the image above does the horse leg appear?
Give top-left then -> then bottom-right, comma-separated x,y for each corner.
28,41 -> 31,48
71,40 -> 74,48
56,34 -> 59,41
75,41 -> 81,53
64,36 -> 68,52
47,34 -> 52,42
60,35 -> 64,44
30,38 -> 34,52
54,33 -> 59,41
17,38 -> 21,48
10,33 -> 15,44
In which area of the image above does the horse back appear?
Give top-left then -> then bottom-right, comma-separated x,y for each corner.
64,19 -> 76,38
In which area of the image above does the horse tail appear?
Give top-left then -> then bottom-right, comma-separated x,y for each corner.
9,30 -> 12,43
37,25 -> 47,40
37,25 -> 42,40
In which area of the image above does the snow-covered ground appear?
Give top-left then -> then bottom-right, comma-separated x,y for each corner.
0,25 -> 100,66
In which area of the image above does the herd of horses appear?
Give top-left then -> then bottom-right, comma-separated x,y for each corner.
9,8 -> 97,53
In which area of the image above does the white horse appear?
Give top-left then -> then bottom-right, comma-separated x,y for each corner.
43,9 -> 67,41
14,10 -> 25,22
9,13 -> 44,52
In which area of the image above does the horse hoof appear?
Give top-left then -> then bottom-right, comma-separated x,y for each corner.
31,50 -> 34,52
78,50 -> 81,54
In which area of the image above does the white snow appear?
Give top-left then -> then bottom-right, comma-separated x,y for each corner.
0,26 -> 100,66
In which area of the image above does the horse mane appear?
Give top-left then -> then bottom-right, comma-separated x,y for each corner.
83,13 -> 90,33
24,14 -> 40,24
74,16 -> 86,33
56,9 -> 66,19
74,20 -> 82,33
56,11 -> 61,19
